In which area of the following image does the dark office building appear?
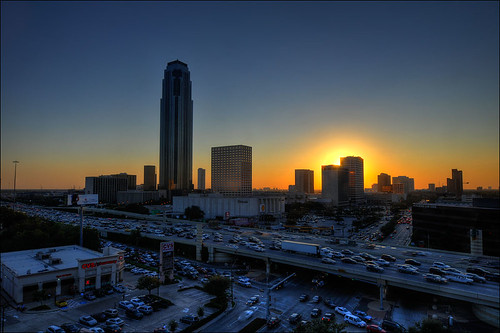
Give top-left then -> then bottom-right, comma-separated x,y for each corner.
159,60 -> 193,199
447,168 -> 463,198
412,201 -> 500,257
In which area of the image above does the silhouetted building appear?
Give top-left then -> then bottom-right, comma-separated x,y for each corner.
447,169 -> 463,197
392,176 -> 414,195
322,165 -> 349,206
159,60 -> 193,199
340,156 -> 364,204
377,173 -> 391,192
198,168 -> 206,190
144,165 -> 157,191
211,145 -> 252,197
85,174 -> 135,203
111,173 -> 136,190
412,202 -> 499,257
428,183 -> 436,191
295,169 -> 314,194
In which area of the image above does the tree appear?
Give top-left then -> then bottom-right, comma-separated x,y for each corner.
33,289 -> 49,306
409,319 -> 452,333
294,318 -> 346,333
184,206 -> 204,220
197,306 -> 205,317
136,276 -> 160,295
203,275 -> 230,302
169,319 -> 178,332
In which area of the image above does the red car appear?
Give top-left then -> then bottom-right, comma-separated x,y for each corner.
366,324 -> 387,333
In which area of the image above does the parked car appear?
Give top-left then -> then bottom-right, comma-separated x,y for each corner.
118,301 -> 134,310
130,297 -> 145,307
103,324 -> 122,333
323,298 -> 336,308
344,313 -> 366,328
382,319 -> 406,332
103,309 -> 119,318
84,292 -> 96,301
112,284 -> 126,293
105,318 -> 124,327
55,299 -> 68,308
137,305 -> 153,315
92,312 -> 108,322
310,308 -> 322,318
335,306 -> 350,316
312,295 -> 322,303
46,326 -> 65,333
321,312 -> 334,321
125,308 -> 144,320
366,324 -> 387,332
79,315 -> 98,326
289,313 -> 302,324
89,328 -> 105,333
180,315 -> 199,324
299,294 -> 309,302
353,310 -> 372,322
60,323 -> 79,333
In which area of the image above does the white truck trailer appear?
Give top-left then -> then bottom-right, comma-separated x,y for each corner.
281,240 -> 320,256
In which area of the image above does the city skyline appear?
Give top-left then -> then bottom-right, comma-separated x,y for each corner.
1,2 -> 499,191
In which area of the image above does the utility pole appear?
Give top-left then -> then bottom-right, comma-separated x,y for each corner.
13,161 -> 19,208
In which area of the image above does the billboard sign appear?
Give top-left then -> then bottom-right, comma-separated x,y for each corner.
67,194 -> 99,206
159,242 -> 174,282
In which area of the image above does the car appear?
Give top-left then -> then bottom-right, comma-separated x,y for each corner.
404,259 -> 421,266
381,319 -> 406,332
465,273 -> 486,283
335,306 -> 351,316
360,252 -> 377,260
55,299 -> 68,308
125,308 -> 144,319
324,298 -> 336,308
239,281 -> 252,288
466,267 -> 490,277
92,312 -> 108,322
366,264 -> 384,273
89,328 -> 105,333
130,297 -> 145,307
352,256 -> 365,262
429,267 -> 446,276
246,296 -> 259,305
366,324 -> 387,332
433,262 -> 450,269
344,313 -> 366,327
381,254 -> 396,262
60,323 -> 79,333
84,292 -> 96,300
443,267 -> 463,274
424,274 -> 448,284
153,328 -> 169,333
238,310 -> 254,321
353,310 -> 372,322
321,258 -> 336,264
103,324 -> 122,333
341,249 -> 354,255
312,295 -> 322,303
341,257 -> 357,264
310,308 -> 322,318
112,284 -> 126,293
299,294 -> 309,302
445,273 -> 473,285
331,251 -> 344,258
137,305 -> 153,315
267,316 -> 281,328
289,313 -> 302,324
80,315 -> 98,326
103,309 -> 119,318
46,326 -> 65,333
397,264 -> 418,274
105,318 -> 124,327
376,259 -> 390,267
180,314 -> 200,324
321,312 -> 334,321
118,301 -> 134,310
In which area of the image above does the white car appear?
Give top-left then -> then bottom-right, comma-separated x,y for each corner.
90,328 -> 105,333
376,258 -> 390,267
344,313 -> 366,328
79,315 -> 98,326
130,297 -> 145,307
105,317 -> 124,327
433,262 -> 450,269
446,274 -> 473,285
321,258 -> 336,264
118,300 -> 134,310
335,306 -> 351,316
238,310 -> 254,320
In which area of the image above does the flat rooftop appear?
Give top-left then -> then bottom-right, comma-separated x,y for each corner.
1,245 -> 104,277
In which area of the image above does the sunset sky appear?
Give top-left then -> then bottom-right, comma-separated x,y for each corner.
1,2 -> 499,191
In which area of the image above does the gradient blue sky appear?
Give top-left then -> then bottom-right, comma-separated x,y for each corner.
1,1 -> 499,190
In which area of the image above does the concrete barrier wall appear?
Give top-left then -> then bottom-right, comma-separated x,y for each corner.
472,304 -> 500,328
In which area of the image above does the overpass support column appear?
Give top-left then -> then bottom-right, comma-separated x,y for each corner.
208,246 -> 215,263
377,279 -> 387,310
265,258 -> 271,276
196,224 -> 203,261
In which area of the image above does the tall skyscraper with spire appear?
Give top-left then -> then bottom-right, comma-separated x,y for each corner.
159,60 -> 193,200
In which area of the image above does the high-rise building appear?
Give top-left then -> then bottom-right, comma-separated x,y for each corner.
377,173 -> 391,192
295,169 -> 314,194
428,183 -> 436,191
340,156 -> 364,203
392,176 -> 415,195
322,165 -> 349,206
159,60 -> 193,199
85,174 -> 130,203
198,168 -> 206,190
211,145 -> 252,197
447,169 -> 463,197
144,165 -> 157,191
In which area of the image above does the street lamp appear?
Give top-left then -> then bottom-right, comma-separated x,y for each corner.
13,161 -> 19,206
